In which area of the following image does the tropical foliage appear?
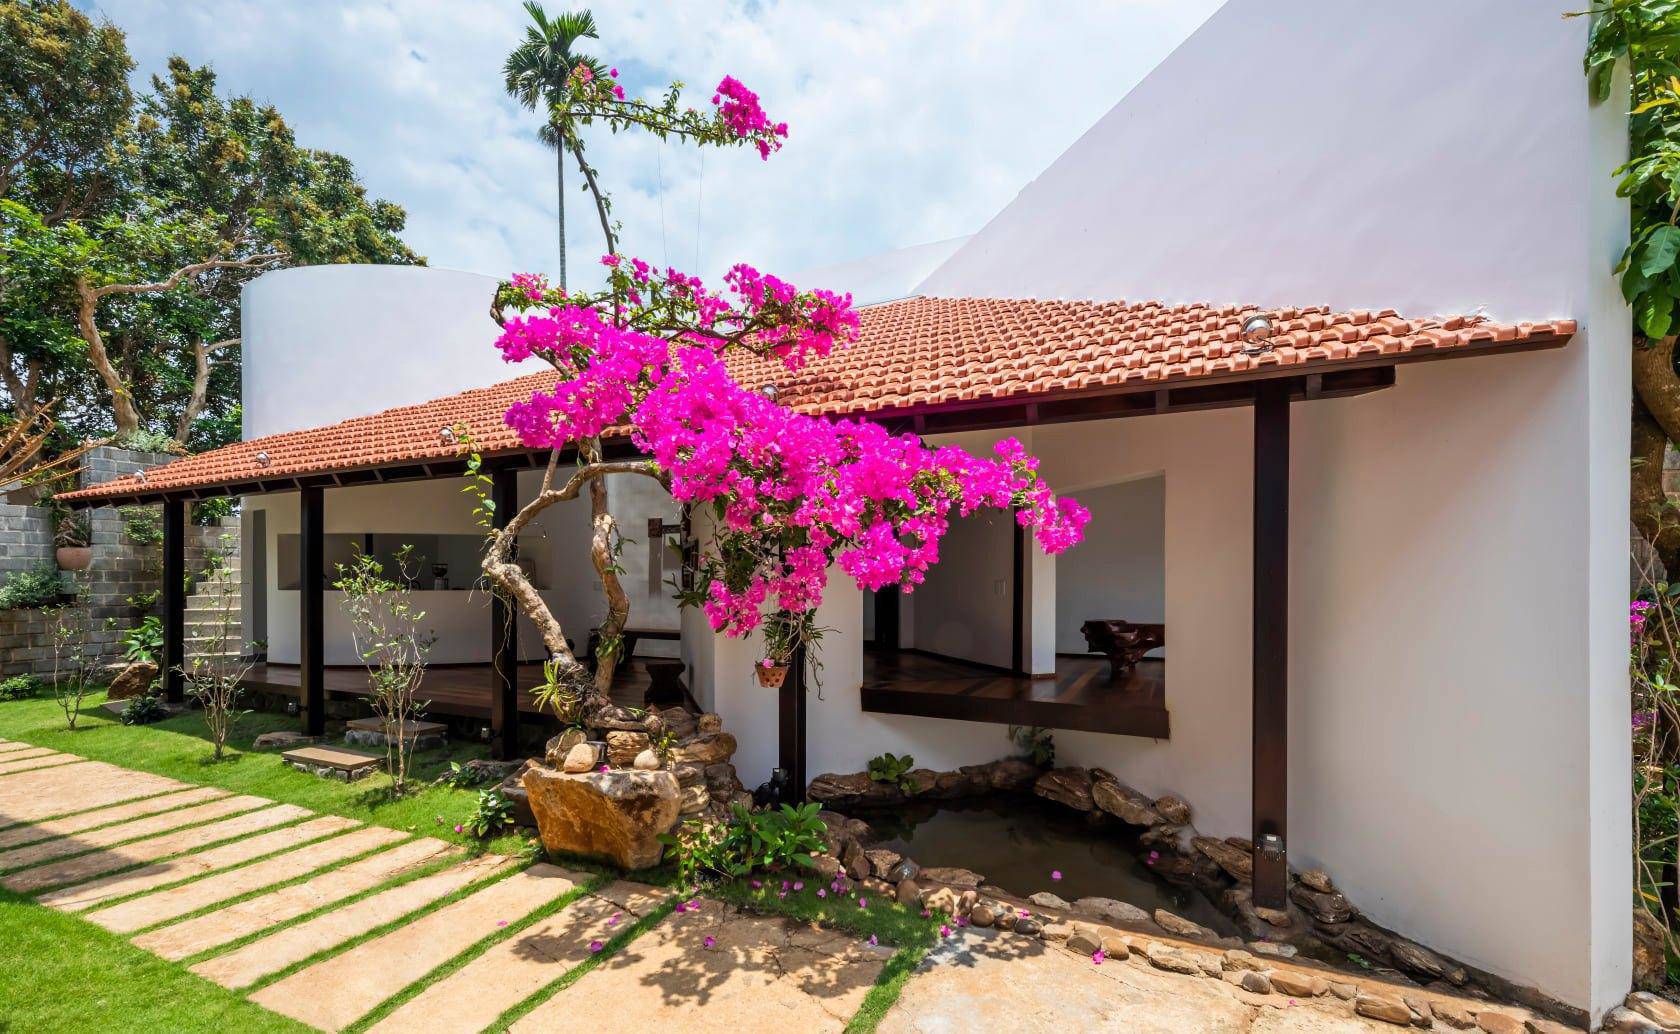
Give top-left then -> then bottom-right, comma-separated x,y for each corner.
0,0 -> 418,451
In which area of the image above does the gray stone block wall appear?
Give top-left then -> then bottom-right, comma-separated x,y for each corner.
0,445 -> 239,679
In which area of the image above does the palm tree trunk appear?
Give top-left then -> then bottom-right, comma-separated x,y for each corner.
556,142 -> 568,292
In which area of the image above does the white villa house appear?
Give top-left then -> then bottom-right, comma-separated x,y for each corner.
59,0 -> 1632,1024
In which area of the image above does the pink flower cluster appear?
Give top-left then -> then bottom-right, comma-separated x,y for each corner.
712,76 -> 787,159
492,261 -> 1087,640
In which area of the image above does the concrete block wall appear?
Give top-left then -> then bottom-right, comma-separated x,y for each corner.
0,446 -> 238,679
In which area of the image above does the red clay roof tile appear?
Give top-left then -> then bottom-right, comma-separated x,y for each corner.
59,295 -> 1574,504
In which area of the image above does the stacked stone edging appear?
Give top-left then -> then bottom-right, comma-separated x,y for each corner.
808,759 -> 1586,1030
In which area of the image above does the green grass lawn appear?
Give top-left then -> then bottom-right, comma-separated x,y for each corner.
0,885 -> 311,1034
0,689 -> 529,855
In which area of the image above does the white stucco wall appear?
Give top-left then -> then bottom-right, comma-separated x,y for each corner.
241,265 -> 515,440
909,511 -> 1015,670
699,0 -> 1631,1016
1055,477 -> 1166,655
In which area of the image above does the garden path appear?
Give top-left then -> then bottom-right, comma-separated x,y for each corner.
0,737 -> 1575,1033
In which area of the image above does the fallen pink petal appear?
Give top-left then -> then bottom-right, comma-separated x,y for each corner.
704,935 -> 716,948
589,940 -> 604,953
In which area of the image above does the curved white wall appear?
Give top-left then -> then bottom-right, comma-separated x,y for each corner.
241,265 -> 516,439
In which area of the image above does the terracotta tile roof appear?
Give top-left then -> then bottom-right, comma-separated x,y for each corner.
59,296 -> 1574,505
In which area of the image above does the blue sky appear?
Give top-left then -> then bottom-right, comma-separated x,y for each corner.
82,1 -> 1222,292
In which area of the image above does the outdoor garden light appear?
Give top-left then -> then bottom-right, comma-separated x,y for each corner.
285,701 -> 299,716
1239,314 -> 1275,356
760,383 -> 778,400
134,469 -> 146,483
1258,832 -> 1284,857
255,450 -> 270,468
439,426 -> 457,444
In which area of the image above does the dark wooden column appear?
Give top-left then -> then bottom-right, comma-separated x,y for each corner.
1252,380 -> 1292,909
489,467 -> 520,760
779,641 -> 808,801
161,499 -> 186,703
299,486 -> 325,736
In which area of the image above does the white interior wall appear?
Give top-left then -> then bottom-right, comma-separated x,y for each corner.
909,511 -> 1014,669
1054,477 -> 1166,655
249,471 -> 680,667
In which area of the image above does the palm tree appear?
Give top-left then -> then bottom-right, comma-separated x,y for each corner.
504,3 -> 602,291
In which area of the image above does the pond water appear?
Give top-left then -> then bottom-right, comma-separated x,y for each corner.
851,794 -> 1238,937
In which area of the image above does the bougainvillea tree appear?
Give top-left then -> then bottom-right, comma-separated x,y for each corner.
480,55 -> 1088,717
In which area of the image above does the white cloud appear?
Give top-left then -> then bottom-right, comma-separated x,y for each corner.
80,0 -> 1222,293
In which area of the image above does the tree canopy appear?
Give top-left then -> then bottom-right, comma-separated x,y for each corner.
0,0 -> 420,454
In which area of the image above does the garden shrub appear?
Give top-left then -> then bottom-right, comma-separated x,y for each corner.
466,790 -> 512,838
867,751 -> 916,792
0,674 -> 42,700
120,694 -> 169,725
0,567 -> 62,611
663,802 -> 828,889
122,615 -> 163,663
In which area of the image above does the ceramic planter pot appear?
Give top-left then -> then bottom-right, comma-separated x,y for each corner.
55,546 -> 92,571
755,662 -> 789,688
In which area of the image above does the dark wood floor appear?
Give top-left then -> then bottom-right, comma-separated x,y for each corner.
860,649 -> 1169,738
242,659 -> 652,717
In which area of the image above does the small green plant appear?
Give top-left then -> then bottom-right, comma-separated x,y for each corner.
118,505 -> 163,547
120,694 -> 170,726
867,751 -> 916,792
466,789 -> 512,837
192,497 -> 237,525
47,602 -> 107,730
122,615 -> 164,663
115,429 -> 180,454
436,761 -> 492,789
1010,724 -> 1055,768
52,505 -> 90,548
0,674 -> 42,701
0,566 -> 63,611
661,802 -> 829,889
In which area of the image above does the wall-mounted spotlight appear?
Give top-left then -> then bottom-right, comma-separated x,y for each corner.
439,426 -> 457,444
1239,314 -> 1275,357
254,450 -> 271,469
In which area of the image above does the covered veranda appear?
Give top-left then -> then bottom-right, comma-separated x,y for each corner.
56,296 -> 1575,911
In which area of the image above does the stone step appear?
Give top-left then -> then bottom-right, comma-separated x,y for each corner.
251,862 -> 584,1032
281,745 -> 383,782
0,751 -> 83,777
0,794 -> 272,873
191,853 -> 515,989
85,825 -> 409,934
34,813 -> 353,911
0,787 -> 228,851
0,762 -> 188,826
134,837 -> 458,961
366,881 -> 669,1034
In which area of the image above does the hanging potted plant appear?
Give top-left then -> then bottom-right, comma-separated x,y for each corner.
53,504 -> 92,572
756,611 -> 808,688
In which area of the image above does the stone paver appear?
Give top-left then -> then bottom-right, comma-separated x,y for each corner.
31,810 -> 339,905
135,837 -> 458,960
511,897 -> 891,1034
0,793 -> 271,872
0,746 -> 58,763
0,740 -> 37,754
252,861 -> 582,1032
85,825 -> 409,934
0,761 -> 187,825
0,786 -> 227,850
0,751 -> 83,775
368,881 -> 668,1034
193,853 -> 514,989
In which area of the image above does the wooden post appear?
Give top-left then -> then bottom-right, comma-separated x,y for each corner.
490,467 -> 520,760
299,486 -> 325,736
1012,522 -> 1026,674
779,641 -> 808,801
1252,380 -> 1291,910
161,499 -> 186,703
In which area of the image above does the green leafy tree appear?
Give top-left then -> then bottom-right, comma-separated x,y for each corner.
504,3 -> 602,291
0,1 -> 421,446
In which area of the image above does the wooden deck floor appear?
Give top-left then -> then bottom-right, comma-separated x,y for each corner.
241,660 -> 652,718
859,650 -> 1169,738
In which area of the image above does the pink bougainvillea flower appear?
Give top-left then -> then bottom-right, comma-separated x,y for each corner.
1050,870 -> 1063,881
1092,949 -> 1105,965
920,909 -> 931,918
816,888 -> 827,898
453,824 -> 463,834
608,913 -> 621,927
688,899 -> 699,910
497,920 -> 508,927
1019,910 -> 1031,918
868,934 -> 878,946
939,925 -> 952,938
598,764 -> 610,773
673,902 -> 688,914
704,935 -> 716,948
792,881 -> 803,891
589,940 -> 604,953
1147,851 -> 1159,864
857,897 -> 868,908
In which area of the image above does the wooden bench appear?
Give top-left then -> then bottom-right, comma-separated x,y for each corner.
1079,619 -> 1165,683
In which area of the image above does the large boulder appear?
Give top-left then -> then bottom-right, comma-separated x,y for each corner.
105,660 -> 158,701
523,764 -> 681,869
1091,776 -> 1163,826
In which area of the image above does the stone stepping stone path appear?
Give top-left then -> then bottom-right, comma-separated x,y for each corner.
0,758 -> 189,824
0,792 -> 271,872
0,749 -> 83,775
0,786 -> 227,850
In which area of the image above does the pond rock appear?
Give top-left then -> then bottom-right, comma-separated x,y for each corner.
545,728 -> 588,766
984,758 -> 1042,792
631,749 -> 661,771
1154,794 -> 1193,824
864,847 -> 902,879
919,866 -> 984,889
1091,777 -> 1162,826
523,764 -> 680,869
1288,882 -> 1354,925
807,771 -> 874,804
1297,867 -> 1335,893
896,878 -> 922,905
672,732 -> 736,765
840,837 -> 870,878
1033,767 -> 1095,811
591,705 -> 650,733
1028,891 -> 1071,911
697,712 -> 723,733
1073,897 -> 1151,927
605,730 -> 650,767
657,707 -> 698,740
1154,908 -> 1218,941
1191,836 -> 1253,881
886,858 -> 920,884
678,784 -> 710,815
